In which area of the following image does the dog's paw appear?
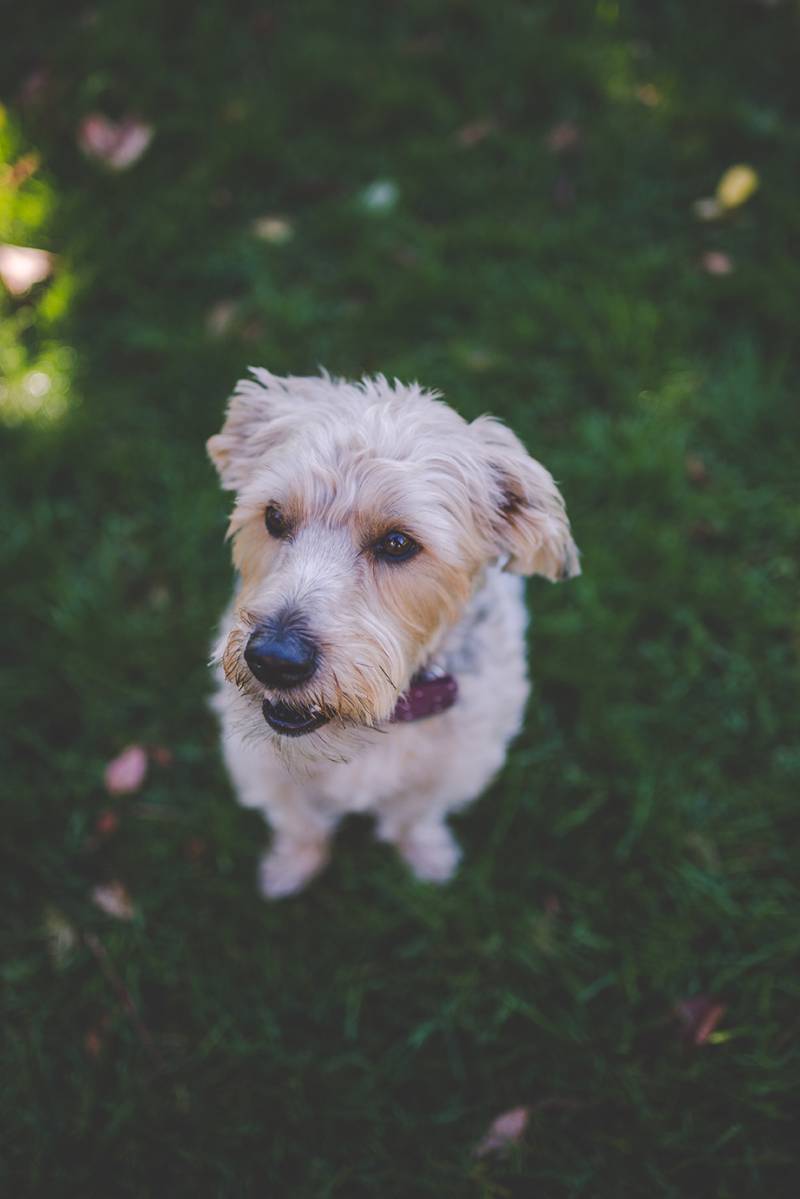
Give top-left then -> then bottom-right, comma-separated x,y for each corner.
397,823 -> 461,884
258,839 -> 329,899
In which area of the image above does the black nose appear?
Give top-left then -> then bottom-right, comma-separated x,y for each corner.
244,620 -> 318,689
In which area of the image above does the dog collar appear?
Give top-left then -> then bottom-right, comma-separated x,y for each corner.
392,669 -> 458,723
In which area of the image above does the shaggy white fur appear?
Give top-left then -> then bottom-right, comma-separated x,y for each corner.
209,369 -> 579,897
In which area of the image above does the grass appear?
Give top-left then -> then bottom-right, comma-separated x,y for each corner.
2,1 -> 799,1194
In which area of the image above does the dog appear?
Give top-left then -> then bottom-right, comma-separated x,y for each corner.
208,369 -> 579,898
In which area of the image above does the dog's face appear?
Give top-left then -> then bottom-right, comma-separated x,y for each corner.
208,370 -> 578,762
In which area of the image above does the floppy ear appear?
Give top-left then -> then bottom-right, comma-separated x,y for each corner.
207,368 -> 296,490
472,415 -> 580,581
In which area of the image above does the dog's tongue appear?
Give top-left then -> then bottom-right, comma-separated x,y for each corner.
392,673 -> 458,722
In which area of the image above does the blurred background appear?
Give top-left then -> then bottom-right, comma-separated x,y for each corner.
2,1 -> 798,1194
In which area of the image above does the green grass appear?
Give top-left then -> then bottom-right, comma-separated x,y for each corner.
2,2 -> 799,1194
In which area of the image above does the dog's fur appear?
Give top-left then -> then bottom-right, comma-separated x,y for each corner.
208,369 -> 579,897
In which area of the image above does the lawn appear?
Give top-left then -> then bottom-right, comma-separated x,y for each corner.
2,2 -> 799,1195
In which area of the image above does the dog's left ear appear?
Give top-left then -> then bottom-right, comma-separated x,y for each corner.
472,415 -> 580,581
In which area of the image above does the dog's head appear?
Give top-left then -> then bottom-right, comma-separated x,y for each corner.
208,369 -> 579,762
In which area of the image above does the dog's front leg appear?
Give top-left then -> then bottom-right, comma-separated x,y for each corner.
220,731 -> 335,898
375,807 -> 462,884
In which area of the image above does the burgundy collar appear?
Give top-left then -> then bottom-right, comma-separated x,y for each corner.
391,669 -> 458,723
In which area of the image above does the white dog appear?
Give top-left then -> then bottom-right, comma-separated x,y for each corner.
208,370 -> 579,897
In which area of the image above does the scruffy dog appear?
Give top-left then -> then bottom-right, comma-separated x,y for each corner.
208,370 -> 579,898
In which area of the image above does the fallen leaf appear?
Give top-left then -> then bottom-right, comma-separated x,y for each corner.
206,298 -> 239,336
693,196 -> 724,222
84,1027 -> 105,1057
78,114 -> 154,170
546,121 -> 581,153
104,744 -> 148,795
636,83 -> 662,107
43,905 -> 78,966
676,995 -> 727,1045
91,881 -> 136,921
474,1106 -> 529,1157
95,808 -> 120,837
184,836 -> 208,862
700,250 -> 734,275
0,243 -> 54,295
456,119 -> 496,148
18,67 -> 52,109
150,745 -> 173,767
684,454 -> 710,486
716,164 -> 759,211
0,152 -> 41,189
251,215 -> 293,243
360,179 -> 398,212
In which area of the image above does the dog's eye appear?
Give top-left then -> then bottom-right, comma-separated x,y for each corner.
373,531 -> 420,562
264,505 -> 290,539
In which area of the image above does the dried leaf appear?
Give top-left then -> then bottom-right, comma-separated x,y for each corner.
150,745 -> 173,767
0,243 -> 54,295
251,215 -> 293,243
184,836 -> 208,862
91,881 -> 136,921
206,299 -> 240,337
716,164 -> 759,211
474,1106 -> 529,1157
456,119 -> 496,148
0,152 -> 41,189
43,905 -> 78,966
18,67 -> 52,109
684,454 -> 710,486
636,83 -> 662,107
700,250 -> 734,276
546,121 -> 581,153
360,180 -> 398,212
104,744 -> 148,795
676,995 -> 727,1045
693,196 -> 724,222
84,1027 -> 105,1057
95,808 -> 120,837
78,114 -> 153,170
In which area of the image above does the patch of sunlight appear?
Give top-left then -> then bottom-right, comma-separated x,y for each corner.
0,102 -> 75,427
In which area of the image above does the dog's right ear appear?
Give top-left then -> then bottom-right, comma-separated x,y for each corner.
207,369 -> 291,490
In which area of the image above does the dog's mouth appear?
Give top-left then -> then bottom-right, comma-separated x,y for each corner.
261,697 -> 329,737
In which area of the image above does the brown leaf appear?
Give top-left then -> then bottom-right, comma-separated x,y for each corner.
546,121 -> 581,154
676,995 -> 727,1045
78,114 -> 153,170
636,83 -> 662,107
456,119 -> 496,148
184,836 -> 208,863
684,454 -> 710,486
693,196 -> 724,222
103,744 -> 148,795
251,215 -> 293,243
84,1027 -> 105,1058
0,243 -> 54,295
150,745 -> 173,767
95,808 -> 120,837
700,250 -> 733,276
206,299 -> 240,337
473,1106 -> 529,1157
91,881 -> 136,921
43,905 -> 78,967
0,153 -> 41,189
